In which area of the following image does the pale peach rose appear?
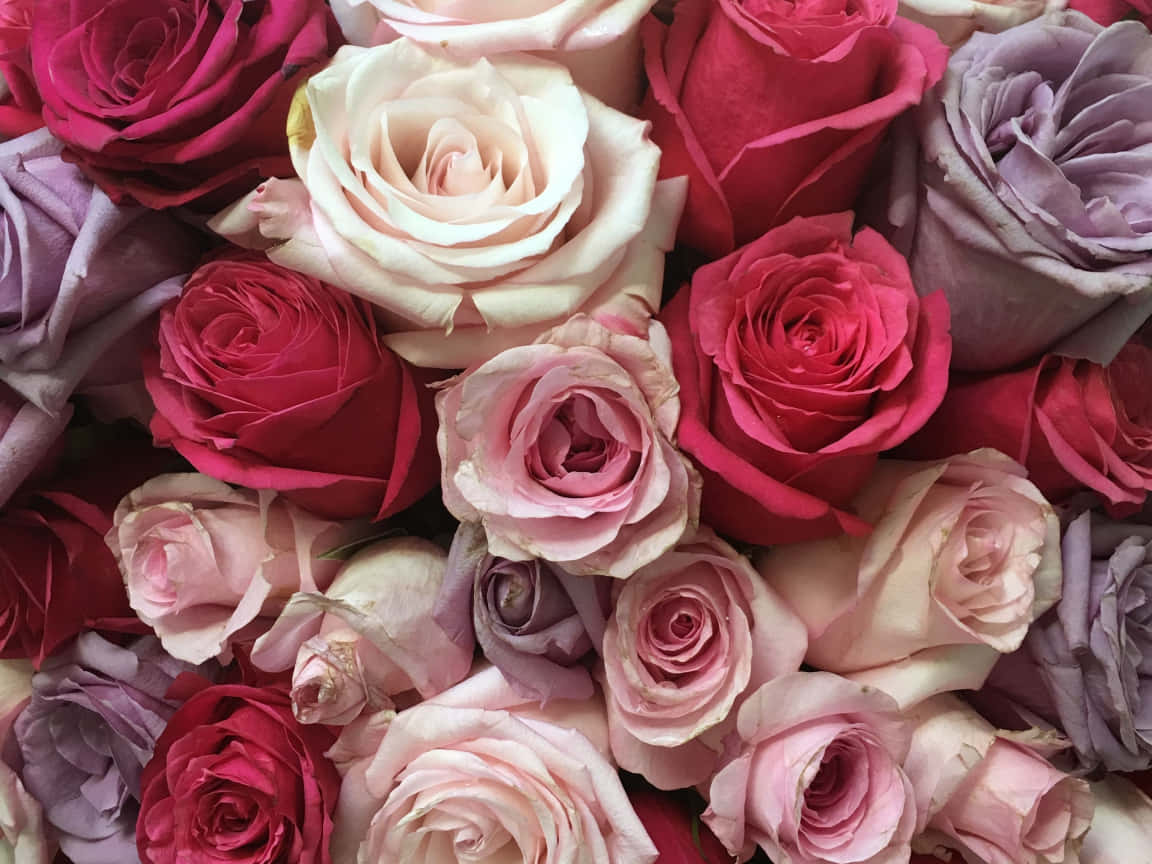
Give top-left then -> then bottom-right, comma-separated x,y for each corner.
250,537 -> 473,724
437,315 -> 700,579
601,526 -> 806,789
0,660 -> 51,864
898,0 -> 1065,46
329,0 -> 654,109
107,473 -> 353,665
1082,776 -> 1152,864
758,449 -> 1063,707
210,40 -> 685,369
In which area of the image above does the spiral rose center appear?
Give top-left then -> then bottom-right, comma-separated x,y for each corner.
641,593 -> 719,680
492,568 -> 536,628
528,394 -> 641,497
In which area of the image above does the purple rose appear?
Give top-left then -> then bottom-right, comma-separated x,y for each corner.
0,383 -> 67,509
888,12 -> 1152,371
434,522 -> 610,703
12,633 -> 207,863
982,510 -> 1152,772
0,128 -> 200,417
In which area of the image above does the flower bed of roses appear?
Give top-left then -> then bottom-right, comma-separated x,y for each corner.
1,1 -> 1151,864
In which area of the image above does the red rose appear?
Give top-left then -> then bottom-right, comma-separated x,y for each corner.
144,252 -> 440,521
29,0 -> 339,209
137,684 -> 340,864
0,0 -> 39,137
628,789 -> 732,864
660,213 -> 951,544
902,341 -> 1152,513
640,0 -> 947,258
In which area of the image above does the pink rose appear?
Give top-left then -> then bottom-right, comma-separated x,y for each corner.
905,697 -> 1092,864
437,315 -> 700,579
0,659 -> 50,864
601,526 -> 806,789
211,40 -> 685,370
758,449 -> 1063,707
704,671 -> 917,864
250,537 -> 474,725
331,664 -> 659,864
107,474 -> 354,665
1082,777 -> 1152,864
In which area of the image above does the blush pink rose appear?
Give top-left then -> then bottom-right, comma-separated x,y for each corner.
704,671 -> 917,864
758,449 -> 1063,707
904,695 -> 1093,864
332,664 -> 659,864
0,659 -> 51,864
211,39 -> 685,370
437,315 -> 700,579
107,473 -> 354,665
601,526 -> 806,789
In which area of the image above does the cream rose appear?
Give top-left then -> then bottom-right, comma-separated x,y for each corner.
211,40 -> 684,369
898,0 -> 1065,47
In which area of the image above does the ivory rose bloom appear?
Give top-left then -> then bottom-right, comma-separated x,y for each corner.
601,527 -> 806,789
898,0 -> 1065,47
437,316 -> 700,579
704,672 -> 917,864
1082,777 -> 1152,863
212,40 -> 685,369
758,450 -> 1063,707
0,660 -> 50,864
332,665 -> 659,864
108,474 -> 353,665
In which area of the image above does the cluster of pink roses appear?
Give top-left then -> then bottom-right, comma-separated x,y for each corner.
1,1 -> 1152,864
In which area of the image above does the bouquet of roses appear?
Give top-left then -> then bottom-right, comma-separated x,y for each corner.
2,0 -> 1152,862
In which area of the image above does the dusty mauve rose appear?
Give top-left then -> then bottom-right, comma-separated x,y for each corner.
640,0 -> 946,258
660,212 -> 951,545
328,0 -> 655,109
0,384 -> 68,510
29,0 -> 339,209
250,537 -> 474,725
438,315 -> 700,580
137,684 -> 340,864
886,12 -> 1152,371
0,659 -> 50,864
898,0 -> 1065,46
1081,777 -> 1152,863
434,521 -> 611,704
0,0 -> 39,138
212,39 -> 685,369
144,252 -> 440,521
758,449 -> 1063,708
904,341 -> 1152,514
331,664 -> 659,864
108,473 -> 353,666
704,671 -> 917,864
601,527 -> 806,790
981,511 -> 1152,773
12,634 -> 207,864
904,695 -> 1093,864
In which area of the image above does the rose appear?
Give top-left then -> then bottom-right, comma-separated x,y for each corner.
12,634 -> 206,863
1082,777 -> 1152,863
897,0 -> 1065,46
108,473 -> 354,666
0,659 -> 50,864
887,12 -> 1152,371
0,129 -> 201,416
331,664 -> 659,864
703,671 -> 917,864
0,0 -> 40,138
437,315 -> 700,579
660,212 -> 951,545
328,0 -> 656,109
757,450 -> 1063,708
29,0 -> 339,209
434,521 -> 611,703
144,252 -> 440,521
903,342 -> 1152,513
250,537 -> 474,725
1068,0 -> 1149,26
137,683 -> 340,864
0,385 -> 68,510
639,0 -> 946,258
983,511 -> 1152,772
904,695 -> 1093,864
211,39 -> 686,370
601,527 -> 806,789
627,788 -> 732,864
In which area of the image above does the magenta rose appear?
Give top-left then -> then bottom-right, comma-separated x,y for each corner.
0,0 -> 39,137
660,212 -> 951,545
29,0 -> 339,209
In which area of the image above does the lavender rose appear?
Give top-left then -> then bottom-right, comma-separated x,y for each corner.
434,521 -> 611,704
12,633 -> 207,863
0,129 -> 200,415
0,384 -> 68,509
888,12 -> 1152,370
983,510 -> 1152,772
